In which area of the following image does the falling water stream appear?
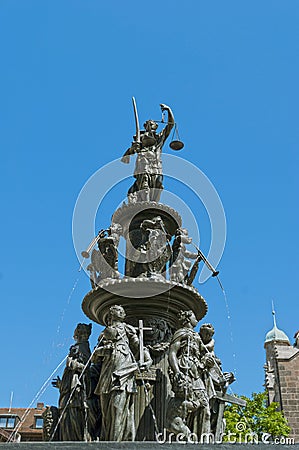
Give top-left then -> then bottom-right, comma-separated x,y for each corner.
8,355 -> 68,443
215,276 -> 238,395
56,273 -> 82,336
9,264 -> 88,443
50,261 -> 87,360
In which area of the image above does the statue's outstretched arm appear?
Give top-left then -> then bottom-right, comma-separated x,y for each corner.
121,147 -> 134,164
121,142 -> 141,164
160,104 -> 175,140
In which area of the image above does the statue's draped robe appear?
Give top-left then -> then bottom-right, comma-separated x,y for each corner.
170,328 -> 214,436
58,341 -> 91,441
129,123 -> 173,201
95,323 -> 139,441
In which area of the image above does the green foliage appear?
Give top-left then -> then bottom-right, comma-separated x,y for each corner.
223,391 -> 290,441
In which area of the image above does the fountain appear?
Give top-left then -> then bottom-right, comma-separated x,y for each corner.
45,100 -> 245,444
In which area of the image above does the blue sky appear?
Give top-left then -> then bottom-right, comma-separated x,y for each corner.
0,1 -> 298,409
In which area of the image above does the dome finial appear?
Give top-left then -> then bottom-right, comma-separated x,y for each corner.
265,301 -> 290,344
272,299 -> 277,328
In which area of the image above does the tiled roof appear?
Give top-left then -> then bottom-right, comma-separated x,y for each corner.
0,404 -> 46,442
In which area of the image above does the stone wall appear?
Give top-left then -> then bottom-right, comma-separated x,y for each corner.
277,353 -> 299,441
265,340 -> 299,443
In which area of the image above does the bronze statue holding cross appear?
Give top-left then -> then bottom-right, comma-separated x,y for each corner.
91,305 -> 152,442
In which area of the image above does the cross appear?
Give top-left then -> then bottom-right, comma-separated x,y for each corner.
214,392 -> 247,441
135,319 -> 152,364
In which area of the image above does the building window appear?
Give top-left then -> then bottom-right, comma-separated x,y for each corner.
35,417 -> 43,429
7,417 -> 15,428
0,416 -> 16,428
0,418 -> 7,428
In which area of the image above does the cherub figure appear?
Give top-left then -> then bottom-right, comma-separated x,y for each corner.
170,228 -> 200,284
87,224 -> 122,288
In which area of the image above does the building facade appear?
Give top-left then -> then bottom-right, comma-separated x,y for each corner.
264,317 -> 299,442
0,402 -> 45,442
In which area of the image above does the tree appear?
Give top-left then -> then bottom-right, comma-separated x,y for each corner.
223,391 -> 290,441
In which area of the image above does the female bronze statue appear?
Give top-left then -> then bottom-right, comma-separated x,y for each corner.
92,305 -> 152,441
53,323 -> 92,441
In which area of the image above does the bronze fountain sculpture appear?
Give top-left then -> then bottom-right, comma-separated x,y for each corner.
46,100 -> 244,443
